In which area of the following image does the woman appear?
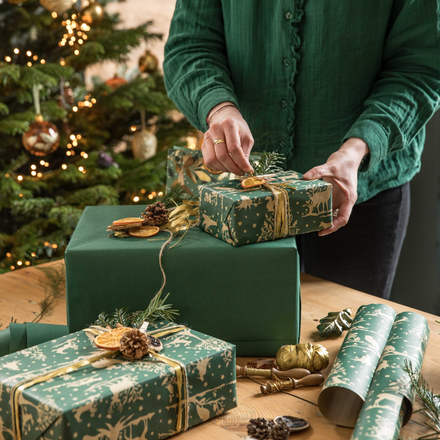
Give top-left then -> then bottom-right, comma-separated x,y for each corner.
163,1 -> 440,299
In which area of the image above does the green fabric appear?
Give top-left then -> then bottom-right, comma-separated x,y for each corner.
0,320 -> 237,440
0,323 -> 68,357
199,171 -> 332,246
65,206 -> 300,355
163,1 -> 440,203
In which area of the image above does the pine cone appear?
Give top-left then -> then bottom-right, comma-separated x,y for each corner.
271,420 -> 290,440
120,329 -> 150,360
247,418 -> 273,439
142,201 -> 169,226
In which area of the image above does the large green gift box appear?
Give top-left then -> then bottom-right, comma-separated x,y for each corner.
65,206 -> 300,355
0,320 -> 237,440
199,171 -> 333,246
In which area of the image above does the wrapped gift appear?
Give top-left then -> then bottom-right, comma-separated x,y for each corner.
199,171 -> 333,246
0,320 -> 237,440
65,206 -> 300,355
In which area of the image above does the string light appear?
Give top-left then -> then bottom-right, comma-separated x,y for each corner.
62,164 -> 67,170
40,59 -> 46,64
73,106 -> 78,112
17,261 -> 22,266
158,192 -> 163,197
148,194 -> 154,200
26,51 -> 32,56
37,172 -> 43,178
19,193 -> 23,197
133,196 -> 140,202
80,152 -> 88,158
5,174 -> 9,178
60,13 -> 90,55
13,48 -> 19,54
130,126 -> 137,132
6,253 -> 11,258
5,56 -> 11,62
151,192 -> 157,197
17,175 -> 23,181
10,266 -> 15,271
40,160 -> 45,165
31,170 -> 36,175
140,189 -> 146,194
31,252 -> 36,257
44,242 -> 49,246
31,165 -> 36,170
27,62 -> 32,67
51,12 -> 57,18
77,134 -> 82,139
60,59 -> 66,66
44,162 -> 49,167
51,244 -> 58,249
25,261 -> 30,266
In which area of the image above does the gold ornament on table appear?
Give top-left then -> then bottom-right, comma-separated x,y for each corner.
22,85 -> 60,157
40,0 -> 73,13
276,343 -> 329,373
132,109 -> 157,161
80,0 -> 104,25
138,50 -> 159,73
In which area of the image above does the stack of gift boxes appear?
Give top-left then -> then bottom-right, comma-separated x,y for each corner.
0,147 -> 332,439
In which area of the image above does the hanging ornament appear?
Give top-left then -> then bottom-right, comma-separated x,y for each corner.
138,50 -> 159,73
81,0 -> 104,25
132,109 -> 157,161
105,74 -> 128,90
22,85 -> 60,157
40,0 -> 73,14
97,151 -> 116,169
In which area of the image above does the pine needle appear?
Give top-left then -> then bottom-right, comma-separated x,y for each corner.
402,360 -> 440,440
94,291 -> 179,329
159,185 -> 186,209
251,151 -> 285,176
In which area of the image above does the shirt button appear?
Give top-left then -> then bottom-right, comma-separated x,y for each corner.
281,99 -> 288,108
285,11 -> 292,20
283,58 -> 290,66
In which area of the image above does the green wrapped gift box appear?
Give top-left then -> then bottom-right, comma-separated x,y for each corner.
65,206 -> 300,355
199,171 -> 333,246
0,320 -> 236,440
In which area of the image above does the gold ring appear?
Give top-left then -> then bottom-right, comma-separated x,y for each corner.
213,139 -> 226,147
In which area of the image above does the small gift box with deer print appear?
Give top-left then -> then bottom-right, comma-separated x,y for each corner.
199,171 -> 333,246
0,320 -> 237,440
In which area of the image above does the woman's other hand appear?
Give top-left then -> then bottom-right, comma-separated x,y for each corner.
202,102 -> 254,175
303,138 -> 370,236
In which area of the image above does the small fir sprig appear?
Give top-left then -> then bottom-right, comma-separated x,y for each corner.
251,151 -> 285,176
157,185 -> 186,209
400,360 -> 440,440
95,292 -> 179,329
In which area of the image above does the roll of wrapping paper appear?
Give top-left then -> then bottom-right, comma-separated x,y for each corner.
0,323 -> 68,357
318,304 -> 397,427
351,311 -> 429,440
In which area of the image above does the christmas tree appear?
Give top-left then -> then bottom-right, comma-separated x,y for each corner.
0,0 -> 193,273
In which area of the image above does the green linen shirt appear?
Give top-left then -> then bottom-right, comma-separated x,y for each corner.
164,0 -> 440,203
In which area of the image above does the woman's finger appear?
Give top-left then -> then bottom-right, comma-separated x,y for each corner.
223,122 -> 253,174
201,134 -> 228,172
209,123 -> 244,175
318,200 -> 353,236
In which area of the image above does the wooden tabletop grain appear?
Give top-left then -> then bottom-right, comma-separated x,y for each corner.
0,261 -> 438,439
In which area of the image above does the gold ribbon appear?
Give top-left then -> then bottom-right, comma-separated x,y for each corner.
11,326 -> 188,440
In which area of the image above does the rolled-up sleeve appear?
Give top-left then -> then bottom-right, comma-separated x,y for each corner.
163,0 -> 239,132
343,0 -> 440,172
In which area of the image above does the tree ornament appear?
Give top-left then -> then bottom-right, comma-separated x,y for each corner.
138,50 -> 159,73
317,308 -> 353,338
120,329 -> 150,360
132,109 -> 157,161
276,343 -> 329,372
81,0 -> 104,25
97,151 -> 115,169
22,85 -> 59,157
64,85 -> 74,106
105,74 -> 128,90
40,0 -> 73,14
141,202 -> 169,227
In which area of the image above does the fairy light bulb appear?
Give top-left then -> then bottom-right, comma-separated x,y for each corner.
40,160 -> 45,165
17,175 -> 23,181
14,48 -> 19,54
60,59 -> 66,66
77,134 -> 82,139
40,59 -> 46,64
73,106 -> 78,112
133,196 -> 140,202
31,171 -> 37,176
37,172 -> 42,178
27,62 -> 32,67
5,56 -> 11,62
31,252 -> 36,257
6,253 -> 11,258
78,166 -> 84,172
31,165 -> 36,170
52,12 -> 57,18
62,164 -> 67,170
33,55 -> 38,60
17,261 -> 22,266
26,51 -> 32,56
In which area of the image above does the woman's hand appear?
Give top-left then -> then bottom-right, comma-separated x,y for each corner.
202,102 -> 254,175
303,138 -> 370,236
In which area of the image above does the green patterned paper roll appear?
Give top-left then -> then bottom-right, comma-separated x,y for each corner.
351,311 -> 430,440
318,304 -> 397,427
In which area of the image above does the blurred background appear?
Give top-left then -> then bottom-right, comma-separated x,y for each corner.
1,0 -> 438,315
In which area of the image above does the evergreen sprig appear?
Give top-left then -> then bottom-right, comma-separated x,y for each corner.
400,360 -> 440,440
159,185 -> 186,209
95,292 -> 179,329
251,151 -> 285,176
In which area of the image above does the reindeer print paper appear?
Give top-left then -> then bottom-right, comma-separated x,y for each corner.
0,321 -> 237,440
317,305 -> 429,438
198,171 -> 332,246
351,311 -> 429,440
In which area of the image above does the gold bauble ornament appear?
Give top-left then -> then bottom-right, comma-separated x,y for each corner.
40,0 -> 73,14
276,343 -> 329,373
22,115 -> 60,157
138,50 -> 159,73
132,129 -> 157,162
81,0 -> 104,25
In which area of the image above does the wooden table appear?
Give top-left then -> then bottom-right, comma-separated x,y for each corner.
1,261 -> 439,439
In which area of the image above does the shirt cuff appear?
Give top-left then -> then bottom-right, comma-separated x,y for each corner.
343,119 -> 390,173
198,88 -> 240,132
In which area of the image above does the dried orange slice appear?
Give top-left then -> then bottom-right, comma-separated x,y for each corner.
128,226 -> 160,238
241,176 -> 266,189
113,217 -> 143,226
94,327 -> 131,350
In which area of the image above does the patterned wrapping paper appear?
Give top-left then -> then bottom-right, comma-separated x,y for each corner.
166,147 -> 235,199
351,312 -> 430,440
318,304 -> 430,437
199,171 -> 333,246
0,321 -> 237,440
